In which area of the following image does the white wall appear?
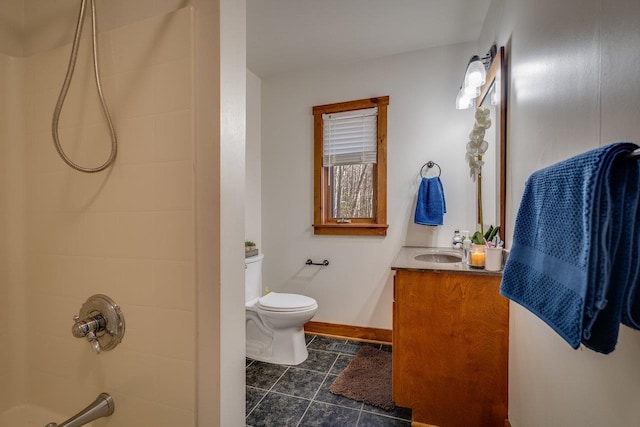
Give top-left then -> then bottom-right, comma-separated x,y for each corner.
479,0 -> 640,425
261,43 -> 480,329
217,0 -> 247,425
246,69 -> 262,248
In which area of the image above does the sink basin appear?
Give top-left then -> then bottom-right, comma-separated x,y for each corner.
414,251 -> 462,264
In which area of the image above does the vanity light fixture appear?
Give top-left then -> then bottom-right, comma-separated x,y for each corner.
455,45 -> 498,109
464,56 -> 487,88
455,89 -> 474,109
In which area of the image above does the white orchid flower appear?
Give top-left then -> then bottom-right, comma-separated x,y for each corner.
466,108 -> 492,180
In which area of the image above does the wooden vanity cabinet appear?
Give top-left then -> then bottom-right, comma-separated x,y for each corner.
392,269 -> 508,427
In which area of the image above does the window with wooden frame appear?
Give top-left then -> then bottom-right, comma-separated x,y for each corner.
312,96 -> 389,236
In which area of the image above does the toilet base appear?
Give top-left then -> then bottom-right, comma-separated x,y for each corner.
246,322 -> 309,365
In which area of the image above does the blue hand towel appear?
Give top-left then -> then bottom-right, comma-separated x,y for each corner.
414,177 -> 447,226
500,142 -> 640,353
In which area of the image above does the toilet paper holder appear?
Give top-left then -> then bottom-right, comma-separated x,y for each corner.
305,259 -> 329,266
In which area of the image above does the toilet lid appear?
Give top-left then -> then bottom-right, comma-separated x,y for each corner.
257,292 -> 317,312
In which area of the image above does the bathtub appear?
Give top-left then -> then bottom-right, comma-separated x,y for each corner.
0,404 -> 94,427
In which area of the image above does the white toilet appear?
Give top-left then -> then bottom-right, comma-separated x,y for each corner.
245,254 -> 318,365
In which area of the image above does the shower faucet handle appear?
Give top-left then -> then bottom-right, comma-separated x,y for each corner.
87,331 -> 101,354
72,314 -> 106,354
71,295 -> 126,354
72,313 -> 105,337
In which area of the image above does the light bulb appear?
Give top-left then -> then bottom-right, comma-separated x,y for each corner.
455,89 -> 473,109
463,84 -> 480,98
464,56 -> 486,88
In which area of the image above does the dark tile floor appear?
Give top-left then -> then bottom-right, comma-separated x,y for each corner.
246,335 -> 412,427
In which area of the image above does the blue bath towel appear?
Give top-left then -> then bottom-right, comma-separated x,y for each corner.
500,142 -> 640,353
414,177 -> 447,226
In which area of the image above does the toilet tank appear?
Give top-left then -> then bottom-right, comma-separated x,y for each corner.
245,254 -> 264,302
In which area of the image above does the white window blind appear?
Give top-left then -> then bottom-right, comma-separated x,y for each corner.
322,107 -> 378,167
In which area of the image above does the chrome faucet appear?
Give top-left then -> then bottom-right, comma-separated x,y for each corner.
45,393 -> 114,427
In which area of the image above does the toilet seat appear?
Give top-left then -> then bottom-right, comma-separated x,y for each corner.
256,292 -> 317,312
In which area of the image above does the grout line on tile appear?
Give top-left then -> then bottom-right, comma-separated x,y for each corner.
359,406 -> 411,422
247,335 -> 396,425
245,366 -> 291,419
295,354 -> 340,427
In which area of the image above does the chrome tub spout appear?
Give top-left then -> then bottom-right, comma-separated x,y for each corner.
45,393 -> 114,427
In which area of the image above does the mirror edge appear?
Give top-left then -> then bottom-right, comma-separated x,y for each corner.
477,46 -> 507,247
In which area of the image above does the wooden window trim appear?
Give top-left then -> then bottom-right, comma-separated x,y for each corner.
312,96 -> 389,236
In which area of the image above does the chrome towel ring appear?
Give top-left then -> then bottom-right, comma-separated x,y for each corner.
420,161 -> 441,178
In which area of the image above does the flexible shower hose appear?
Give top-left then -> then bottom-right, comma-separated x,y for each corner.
52,0 -> 117,173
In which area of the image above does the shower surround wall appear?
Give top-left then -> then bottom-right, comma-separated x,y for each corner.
0,53 -> 18,414
0,55 -> 7,412
2,7 -> 197,424
1,51 -> 29,412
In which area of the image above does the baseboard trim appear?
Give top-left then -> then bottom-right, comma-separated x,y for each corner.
304,321 -> 392,345
412,420 -> 508,427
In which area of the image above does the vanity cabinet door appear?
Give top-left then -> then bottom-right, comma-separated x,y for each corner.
392,270 -> 508,427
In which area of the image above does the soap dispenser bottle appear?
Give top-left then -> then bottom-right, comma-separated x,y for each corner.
452,230 -> 462,249
461,231 -> 472,264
